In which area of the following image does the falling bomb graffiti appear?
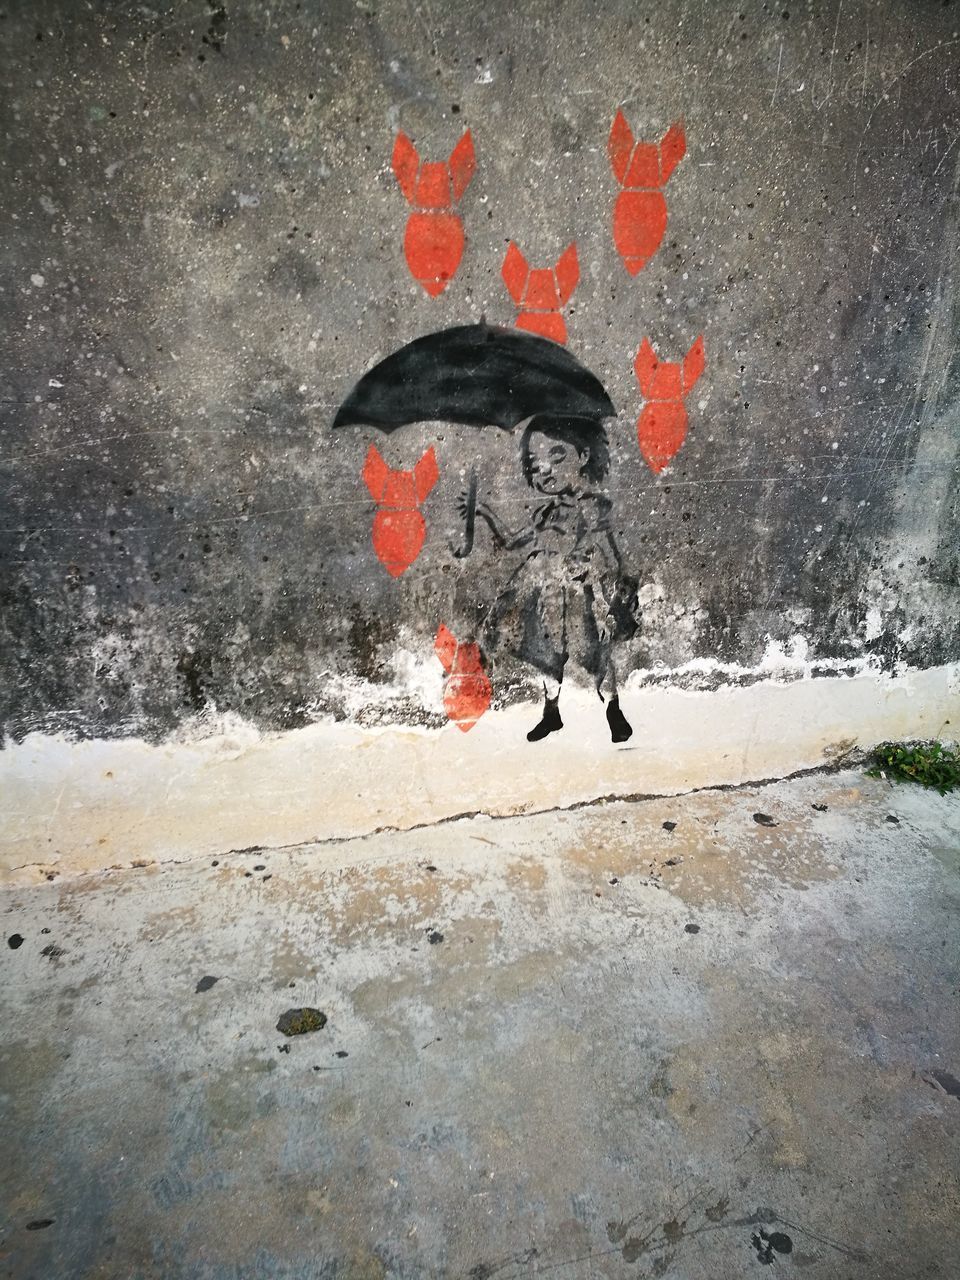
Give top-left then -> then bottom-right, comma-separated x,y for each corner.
336,102 -> 704,738
634,336 -> 706,474
608,112 -> 686,275
501,242 -> 580,344
435,625 -> 492,731
362,444 -> 439,577
391,130 -> 476,296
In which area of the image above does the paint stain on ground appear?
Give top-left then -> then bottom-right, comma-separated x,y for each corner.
557,794 -> 838,911
350,946 -> 557,1022
661,1024 -> 842,1166
136,903 -> 201,944
276,1008 -> 327,1036
705,1195 -> 729,1221
620,1236 -> 645,1263
506,857 -> 548,890
282,862 -> 474,946
752,1228 -> 793,1263
924,1069 -> 960,1099
264,938 -> 319,987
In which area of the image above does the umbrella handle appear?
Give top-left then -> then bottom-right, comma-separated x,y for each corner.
451,469 -> 478,558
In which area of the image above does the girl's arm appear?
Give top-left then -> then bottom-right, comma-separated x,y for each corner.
464,495 -> 536,550
601,527 -> 624,573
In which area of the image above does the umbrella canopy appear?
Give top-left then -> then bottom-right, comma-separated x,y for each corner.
332,323 -> 615,432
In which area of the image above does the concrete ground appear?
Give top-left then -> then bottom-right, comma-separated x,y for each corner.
2,769 -> 959,1280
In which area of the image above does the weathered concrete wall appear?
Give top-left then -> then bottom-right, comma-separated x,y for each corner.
1,0 -> 958,752
3,664 -> 956,883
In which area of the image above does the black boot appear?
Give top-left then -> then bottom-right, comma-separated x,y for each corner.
606,695 -> 633,743
527,695 -> 563,742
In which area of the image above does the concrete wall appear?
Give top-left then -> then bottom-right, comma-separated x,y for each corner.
2,1 -> 959,850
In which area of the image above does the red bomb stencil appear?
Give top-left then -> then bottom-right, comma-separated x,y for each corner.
434,624 -> 492,731
501,242 -> 579,344
633,336 -> 705,474
392,130 -> 476,296
608,113 -> 685,275
362,444 -> 439,576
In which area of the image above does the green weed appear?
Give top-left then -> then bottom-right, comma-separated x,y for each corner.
866,740 -> 960,796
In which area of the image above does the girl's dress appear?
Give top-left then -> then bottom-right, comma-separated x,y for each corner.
483,490 -> 638,687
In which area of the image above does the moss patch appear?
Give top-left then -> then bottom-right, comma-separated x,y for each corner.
276,1007 -> 327,1037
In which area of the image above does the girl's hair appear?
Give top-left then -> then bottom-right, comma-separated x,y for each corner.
520,414 -> 610,485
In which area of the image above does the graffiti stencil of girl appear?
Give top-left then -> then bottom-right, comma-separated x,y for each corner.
464,413 -> 638,743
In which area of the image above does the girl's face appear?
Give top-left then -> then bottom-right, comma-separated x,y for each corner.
527,431 -> 585,495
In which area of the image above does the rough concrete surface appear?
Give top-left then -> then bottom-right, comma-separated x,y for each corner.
2,769 -> 959,1278
3,662 -> 958,883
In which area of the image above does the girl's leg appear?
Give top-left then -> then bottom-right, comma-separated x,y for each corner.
527,677 -> 563,742
602,659 -> 633,743
527,580 -> 567,742
599,660 -> 617,700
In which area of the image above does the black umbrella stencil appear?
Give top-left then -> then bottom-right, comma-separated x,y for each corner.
333,321 -> 619,560
332,322 -> 616,434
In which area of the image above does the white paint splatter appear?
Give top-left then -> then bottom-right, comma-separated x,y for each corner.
624,634 -> 882,691
864,608 -> 883,642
